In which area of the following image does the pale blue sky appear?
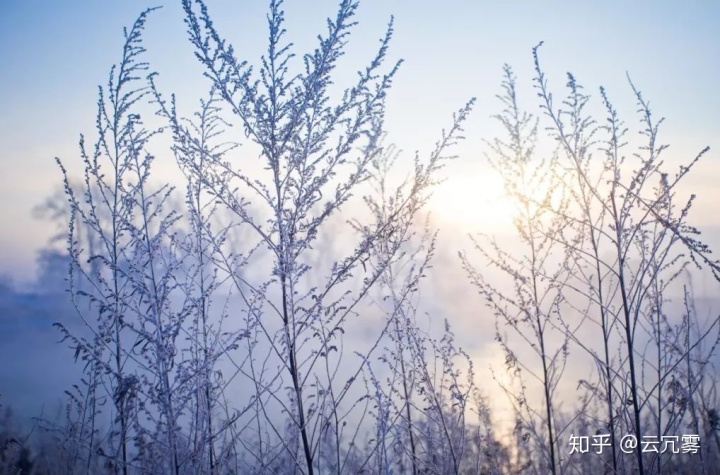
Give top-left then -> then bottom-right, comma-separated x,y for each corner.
1,0 -> 719,281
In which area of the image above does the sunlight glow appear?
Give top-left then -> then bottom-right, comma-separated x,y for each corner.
431,170 -> 515,232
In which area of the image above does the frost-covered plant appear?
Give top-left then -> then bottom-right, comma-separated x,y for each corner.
54,8 -> 197,474
50,0 -> 474,473
154,1 -> 476,473
461,62 -> 571,475
361,145 -> 494,473
531,42 -> 720,474
463,45 -> 720,475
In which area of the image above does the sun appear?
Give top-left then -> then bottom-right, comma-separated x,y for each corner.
430,169 -> 515,232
